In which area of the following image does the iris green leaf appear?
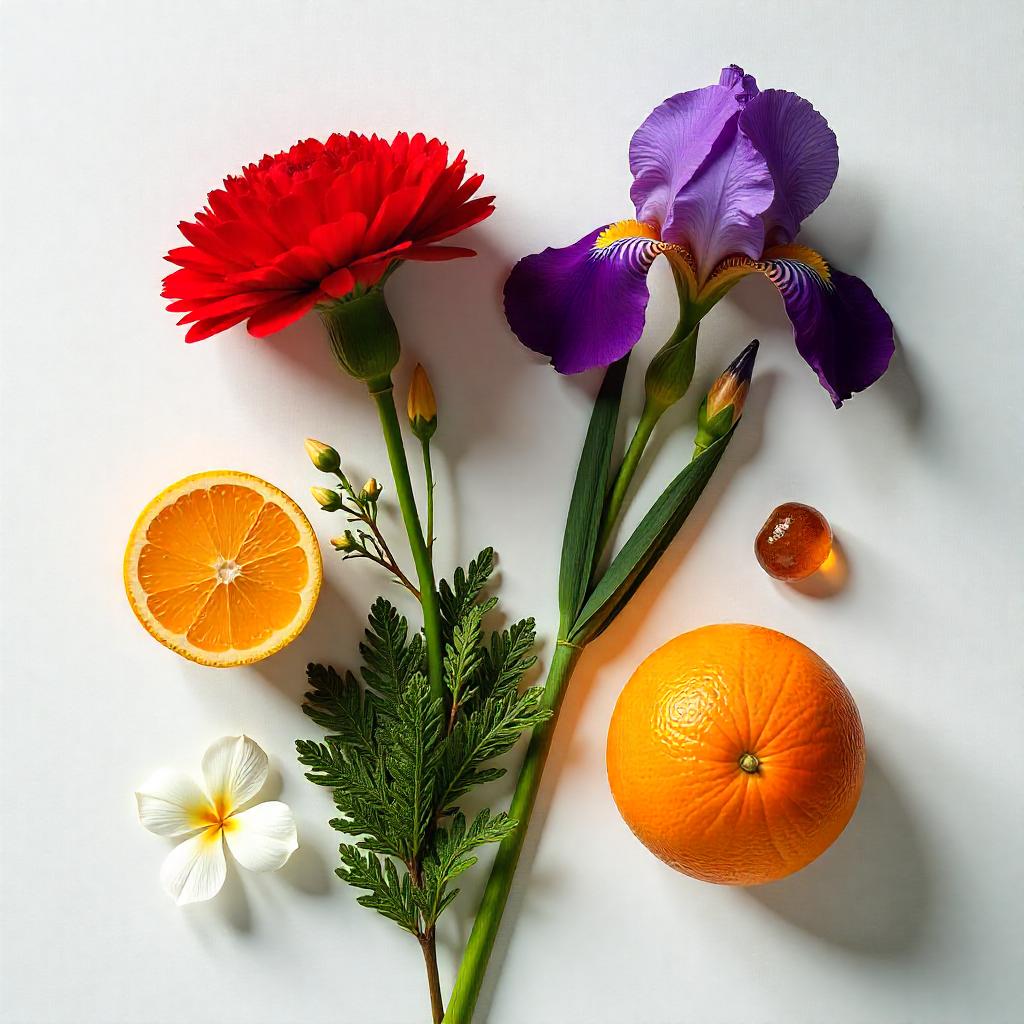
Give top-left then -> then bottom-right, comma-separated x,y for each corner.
568,429 -> 734,643
557,355 -> 629,629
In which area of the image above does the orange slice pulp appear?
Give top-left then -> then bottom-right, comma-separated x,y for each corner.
124,471 -> 322,667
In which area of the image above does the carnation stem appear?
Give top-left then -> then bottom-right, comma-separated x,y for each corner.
368,378 -> 445,703
418,927 -> 445,1024
421,437 -> 435,553
445,638 -> 584,1024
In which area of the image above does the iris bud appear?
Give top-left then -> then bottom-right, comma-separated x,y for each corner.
311,486 -> 345,511
360,477 -> 382,502
407,364 -> 438,440
304,438 -> 341,474
644,323 -> 699,413
693,339 -> 759,456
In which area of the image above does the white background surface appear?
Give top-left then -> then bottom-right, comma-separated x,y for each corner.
2,2 -> 1023,1022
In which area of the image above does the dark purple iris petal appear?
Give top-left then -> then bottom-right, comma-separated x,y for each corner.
764,256 -> 894,406
740,89 -> 839,246
503,226 -> 661,374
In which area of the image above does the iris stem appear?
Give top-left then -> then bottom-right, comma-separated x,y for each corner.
445,638 -> 584,1024
367,377 -> 445,704
594,402 -> 664,560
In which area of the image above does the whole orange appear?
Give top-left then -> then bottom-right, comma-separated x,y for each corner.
606,624 -> 864,885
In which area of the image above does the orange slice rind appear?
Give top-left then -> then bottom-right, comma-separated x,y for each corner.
124,471 -> 322,667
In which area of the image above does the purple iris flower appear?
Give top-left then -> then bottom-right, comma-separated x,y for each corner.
504,65 -> 894,406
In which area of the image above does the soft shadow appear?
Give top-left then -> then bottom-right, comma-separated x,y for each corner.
277,840 -> 335,897
746,752 -> 930,955
778,536 -> 850,599
871,331 -> 926,434
250,576 -> 363,703
182,859 -> 254,937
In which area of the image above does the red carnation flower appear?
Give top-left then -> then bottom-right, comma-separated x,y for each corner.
163,132 -> 494,342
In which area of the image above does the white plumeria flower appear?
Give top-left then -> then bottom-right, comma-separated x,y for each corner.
135,735 -> 298,905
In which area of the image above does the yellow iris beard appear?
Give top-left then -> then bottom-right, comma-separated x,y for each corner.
594,219 -> 659,249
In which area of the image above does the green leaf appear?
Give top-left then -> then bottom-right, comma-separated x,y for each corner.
301,663 -> 376,756
337,845 -> 420,935
436,687 -> 549,808
360,597 -> 424,701
480,617 -> 538,699
444,604 -> 486,710
419,809 -> 518,925
439,548 -> 495,640
381,672 -> 444,861
557,356 -> 629,627
569,429 -> 734,643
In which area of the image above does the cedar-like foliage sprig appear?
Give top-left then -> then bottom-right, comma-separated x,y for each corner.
296,547 -> 546,940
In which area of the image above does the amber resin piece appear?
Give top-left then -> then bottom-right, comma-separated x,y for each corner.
755,502 -> 833,580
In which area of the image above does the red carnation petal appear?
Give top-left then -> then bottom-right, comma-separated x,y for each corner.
309,212 -> 368,266
174,290 -> 288,324
185,310 -> 252,343
211,220 -> 284,264
416,196 -> 495,244
177,220 -> 251,269
272,245 -> 332,283
245,290 -> 321,338
351,261 -> 391,290
320,267 -> 356,299
162,268 -> 244,301
363,186 -> 428,253
164,246 -> 230,273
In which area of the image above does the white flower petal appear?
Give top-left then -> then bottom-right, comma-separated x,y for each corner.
135,769 -> 215,837
201,735 -> 268,816
224,801 -> 298,873
160,828 -> 226,905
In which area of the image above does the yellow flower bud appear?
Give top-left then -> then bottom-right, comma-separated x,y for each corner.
360,477 -> 382,502
311,486 -> 344,511
304,438 -> 341,474
330,531 -> 358,552
407,364 -> 437,440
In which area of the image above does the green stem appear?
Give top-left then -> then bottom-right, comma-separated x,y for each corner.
445,639 -> 584,1024
594,320 -> 700,561
421,437 -> 435,553
594,402 -> 663,560
368,377 -> 445,704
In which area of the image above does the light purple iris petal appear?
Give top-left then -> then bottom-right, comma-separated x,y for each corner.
719,64 -> 759,98
629,69 -> 757,234
666,120 -> 774,278
740,89 -> 839,246
763,256 -> 894,406
503,226 -> 661,374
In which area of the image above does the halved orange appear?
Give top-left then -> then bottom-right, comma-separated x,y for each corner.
124,471 -> 322,667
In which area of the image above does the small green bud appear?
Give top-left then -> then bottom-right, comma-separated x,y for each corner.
304,438 -> 341,474
311,486 -> 345,511
644,323 -> 699,413
360,477 -> 382,502
330,530 -> 358,552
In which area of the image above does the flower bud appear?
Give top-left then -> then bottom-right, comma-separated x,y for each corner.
693,339 -> 759,456
407,364 -> 438,441
304,438 -> 341,474
644,323 -> 698,413
360,477 -> 382,502
330,531 -> 358,552
311,486 -> 345,511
